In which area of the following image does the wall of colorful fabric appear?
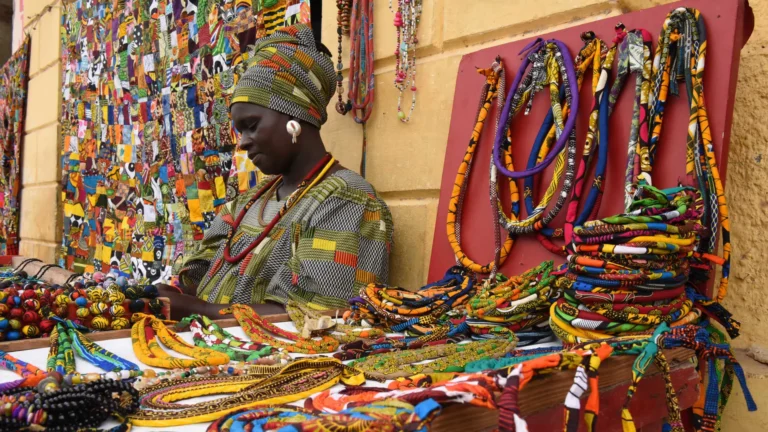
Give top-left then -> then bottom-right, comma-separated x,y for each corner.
0,36 -> 30,257
58,0 -> 311,281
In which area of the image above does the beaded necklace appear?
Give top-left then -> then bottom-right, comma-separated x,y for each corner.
225,304 -> 339,353
493,41 -> 577,234
221,154 -> 335,263
309,374 -> 497,412
447,58 -> 516,275
128,358 -> 365,427
392,0 -> 422,122
208,399 -> 442,432
349,0 -> 375,176
131,314 -> 230,369
0,378 -> 139,431
178,314 -> 291,364
335,0 -> 351,115
348,326 -> 517,379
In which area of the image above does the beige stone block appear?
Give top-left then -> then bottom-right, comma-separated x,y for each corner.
386,197 -> 439,289
34,123 -> 60,183
25,66 -> 61,132
23,0 -> 54,23
322,55 -> 460,192
37,7 -> 62,71
35,242 -> 59,264
21,132 -> 38,186
20,184 -> 59,242
28,25 -> 40,76
442,0 -> 612,45
321,0 -> 439,65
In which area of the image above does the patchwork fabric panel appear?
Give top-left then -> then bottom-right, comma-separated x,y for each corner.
59,0 -> 310,281
0,37 -> 30,256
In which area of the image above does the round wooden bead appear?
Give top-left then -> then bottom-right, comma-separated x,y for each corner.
55,294 -> 70,307
8,319 -> 21,330
21,310 -> 40,324
21,324 -> 39,338
109,305 -> 126,317
75,307 -> 90,319
89,302 -> 109,316
23,298 -> 40,311
91,316 -> 109,330
6,331 -> 20,341
87,288 -> 106,303
111,317 -> 130,330
39,319 -> 55,334
108,290 -> 125,304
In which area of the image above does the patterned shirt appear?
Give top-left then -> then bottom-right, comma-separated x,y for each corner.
180,170 -> 393,309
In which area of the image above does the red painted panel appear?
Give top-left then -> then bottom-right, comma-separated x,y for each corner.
428,0 -> 752,293
522,363 -> 699,432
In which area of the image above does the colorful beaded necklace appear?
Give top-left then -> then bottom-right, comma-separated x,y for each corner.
128,358 -> 365,427
178,314 -> 291,364
225,304 -> 339,353
221,154 -> 335,263
392,0 -> 422,122
47,320 -> 139,375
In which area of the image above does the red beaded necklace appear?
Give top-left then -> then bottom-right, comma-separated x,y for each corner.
223,154 -> 335,263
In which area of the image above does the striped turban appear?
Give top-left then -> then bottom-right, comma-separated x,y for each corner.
231,24 -> 335,128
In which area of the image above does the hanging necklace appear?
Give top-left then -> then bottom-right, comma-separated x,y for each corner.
650,8 -> 731,303
335,0 -> 352,115
493,41 -> 577,235
221,154 -> 336,263
447,57 -> 516,275
535,31 -> 614,255
393,0 -> 422,122
607,28 -> 654,211
493,38 -> 579,179
349,0 -> 375,176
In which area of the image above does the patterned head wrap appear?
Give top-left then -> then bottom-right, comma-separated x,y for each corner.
231,24 -> 335,128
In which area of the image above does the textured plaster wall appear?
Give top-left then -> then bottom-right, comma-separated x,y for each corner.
10,0 -> 768,428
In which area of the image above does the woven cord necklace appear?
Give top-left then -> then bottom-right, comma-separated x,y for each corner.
650,8 -> 731,303
447,57 -> 515,275
533,31 -> 611,255
493,40 -> 578,235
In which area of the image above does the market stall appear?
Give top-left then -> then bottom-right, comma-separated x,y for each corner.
0,0 -> 758,430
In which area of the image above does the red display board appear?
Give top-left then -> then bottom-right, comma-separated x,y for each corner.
429,0 -> 753,286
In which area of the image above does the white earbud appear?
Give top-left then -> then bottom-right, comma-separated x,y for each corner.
286,120 -> 302,144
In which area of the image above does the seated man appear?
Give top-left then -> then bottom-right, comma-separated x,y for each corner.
159,25 -> 393,319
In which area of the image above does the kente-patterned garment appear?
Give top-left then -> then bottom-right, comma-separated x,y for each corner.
0,37 -> 30,256
181,170 -> 393,309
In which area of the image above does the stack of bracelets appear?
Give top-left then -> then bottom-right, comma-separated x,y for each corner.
551,184 -> 704,344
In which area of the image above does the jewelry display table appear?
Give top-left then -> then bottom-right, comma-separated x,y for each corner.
0,317 -> 696,431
